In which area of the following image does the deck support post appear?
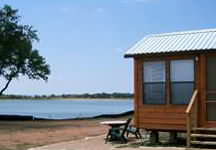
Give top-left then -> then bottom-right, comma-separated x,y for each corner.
169,132 -> 178,144
186,114 -> 191,148
150,131 -> 159,144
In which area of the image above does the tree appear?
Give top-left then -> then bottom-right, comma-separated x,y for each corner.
0,5 -> 50,95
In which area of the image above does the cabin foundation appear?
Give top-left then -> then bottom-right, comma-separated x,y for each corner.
169,132 -> 178,144
149,131 -> 159,144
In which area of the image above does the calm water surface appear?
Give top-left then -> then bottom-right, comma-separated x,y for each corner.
0,99 -> 133,119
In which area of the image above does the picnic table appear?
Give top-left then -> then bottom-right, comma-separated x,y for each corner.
100,119 -> 131,143
100,120 -> 127,128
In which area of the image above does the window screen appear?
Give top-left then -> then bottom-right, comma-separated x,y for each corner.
207,56 -> 216,121
207,103 -> 216,121
207,57 -> 216,92
143,61 -> 165,104
171,60 -> 194,104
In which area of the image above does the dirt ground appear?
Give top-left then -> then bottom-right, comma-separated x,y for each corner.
0,117 -> 208,150
0,118 -> 112,150
29,135 -> 189,150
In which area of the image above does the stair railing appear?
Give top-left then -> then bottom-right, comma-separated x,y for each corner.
185,89 -> 198,148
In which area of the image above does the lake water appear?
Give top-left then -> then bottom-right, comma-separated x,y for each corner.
0,99 -> 133,119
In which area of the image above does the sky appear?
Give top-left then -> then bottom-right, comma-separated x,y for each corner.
0,0 -> 216,96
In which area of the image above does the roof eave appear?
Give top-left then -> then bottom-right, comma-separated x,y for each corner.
124,54 -> 135,58
124,49 -> 216,58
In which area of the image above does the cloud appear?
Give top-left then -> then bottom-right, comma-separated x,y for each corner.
96,7 -> 105,13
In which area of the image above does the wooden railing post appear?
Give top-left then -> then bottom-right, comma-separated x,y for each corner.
194,99 -> 198,128
186,113 -> 191,148
185,90 -> 198,148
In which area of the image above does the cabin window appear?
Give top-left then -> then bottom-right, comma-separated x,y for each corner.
170,60 -> 194,104
143,61 -> 166,104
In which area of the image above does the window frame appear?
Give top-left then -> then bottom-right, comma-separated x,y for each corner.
170,59 -> 195,105
143,61 -> 166,105
142,57 -> 196,105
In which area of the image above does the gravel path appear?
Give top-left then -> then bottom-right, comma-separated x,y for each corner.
28,135 -> 195,150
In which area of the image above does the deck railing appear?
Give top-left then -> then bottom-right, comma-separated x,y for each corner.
185,89 -> 198,148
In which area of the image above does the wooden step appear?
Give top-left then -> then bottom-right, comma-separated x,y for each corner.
193,128 -> 216,132
191,133 -> 216,138
191,141 -> 216,146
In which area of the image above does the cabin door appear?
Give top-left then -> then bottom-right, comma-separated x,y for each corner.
206,56 -> 216,122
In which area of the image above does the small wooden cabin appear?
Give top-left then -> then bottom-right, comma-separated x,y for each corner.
125,28 -> 216,147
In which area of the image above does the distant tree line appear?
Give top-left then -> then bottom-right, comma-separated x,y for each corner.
0,92 -> 133,100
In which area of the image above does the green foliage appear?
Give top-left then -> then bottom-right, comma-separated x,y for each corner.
0,92 -> 133,100
0,5 -> 50,95
59,92 -> 133,99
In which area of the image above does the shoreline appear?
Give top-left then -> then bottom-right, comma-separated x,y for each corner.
0,97 -> 133,101
0,110 -> 134,121
0,115 -> 112,150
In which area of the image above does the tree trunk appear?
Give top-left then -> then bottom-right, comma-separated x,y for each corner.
0,78 -> 12,96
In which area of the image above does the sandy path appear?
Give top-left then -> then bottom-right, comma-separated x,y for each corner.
28,135 -> 191,150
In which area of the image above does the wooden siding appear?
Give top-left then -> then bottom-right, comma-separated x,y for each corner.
137,105 -> 187,131
199,54 -> 206,127
133,59 -> 139,126
132,52 -> 216,131
134,55 -> 197,131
